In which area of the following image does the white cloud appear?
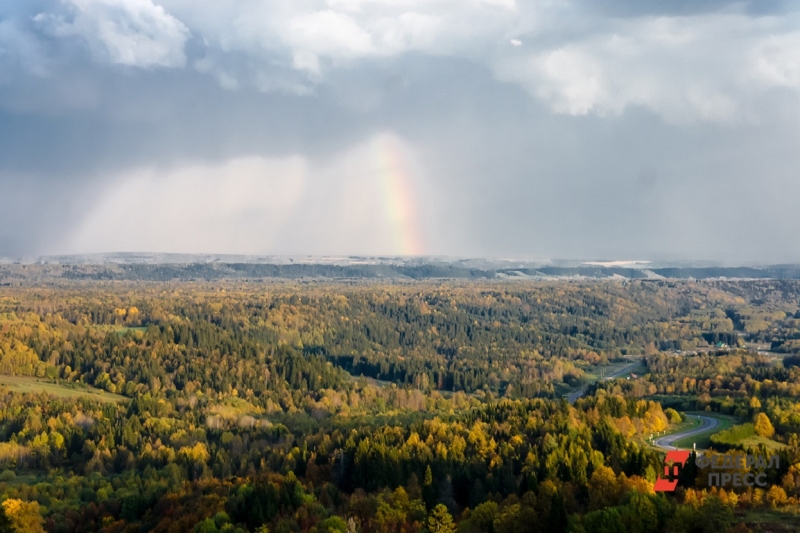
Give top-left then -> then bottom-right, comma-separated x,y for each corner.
494,14 -> 800,123
11,0 -> 800,123
370,12 -> 441,54
194,56 -> 239,90
36,0 -> 189,68
159,0 -> 533,68
510,47 -> 611,116
150,2 -> 800,123
749,32 -> 800,89
292,50 -> 322,75
289,10 -> 375,58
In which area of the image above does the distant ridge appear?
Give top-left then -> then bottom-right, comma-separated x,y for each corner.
3,257 -> 800,282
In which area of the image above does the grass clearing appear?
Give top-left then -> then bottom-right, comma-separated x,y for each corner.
90,325 -> 148,335
115,326 -> 148,335
672,412 -> 735,449
737,435 -> 786,451
0,375 -> 127,403
671,415 -> 701,435
583,361 -> 631,381
614,361 -> 645,379
743,506 -> 800,531
348,375 -> 394,388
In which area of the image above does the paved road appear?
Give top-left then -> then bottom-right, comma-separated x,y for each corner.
566,361 -> 639,404
653,414 -> 720,450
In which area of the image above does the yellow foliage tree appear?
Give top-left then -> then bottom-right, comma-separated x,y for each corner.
767,486 -> 788,508
2,499 -> 45,533
754,413 -> 775,438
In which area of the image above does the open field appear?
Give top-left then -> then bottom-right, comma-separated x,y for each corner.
115,326 -> 148,334
0,375 -> 127,403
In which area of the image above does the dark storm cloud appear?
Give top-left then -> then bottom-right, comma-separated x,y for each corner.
1,0 -> 800,261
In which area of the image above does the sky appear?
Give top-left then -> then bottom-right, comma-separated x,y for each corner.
1,0 -> 799,262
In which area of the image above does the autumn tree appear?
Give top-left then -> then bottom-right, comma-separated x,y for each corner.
1,499 -> 45,533
0,505 -> 13,533
753,413 -> 775,438
426,505 -> 455,533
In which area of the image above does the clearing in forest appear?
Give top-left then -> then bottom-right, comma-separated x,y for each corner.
0,375 -> 127,403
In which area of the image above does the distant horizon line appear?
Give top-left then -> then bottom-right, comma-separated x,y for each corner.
1,252 -> 797,269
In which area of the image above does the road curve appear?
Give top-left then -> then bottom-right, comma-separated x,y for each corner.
653,414 -> 720,450
566,362 -> 639,404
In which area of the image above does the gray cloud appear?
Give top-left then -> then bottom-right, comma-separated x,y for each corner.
34,0 -> 189,68
1,0 -> 800,261
577,0 -> 793,18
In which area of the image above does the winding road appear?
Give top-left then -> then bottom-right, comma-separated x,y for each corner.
566,361 -> 640,404
653,414 -> 720,450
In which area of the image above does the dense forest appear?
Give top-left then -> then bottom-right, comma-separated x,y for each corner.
1,279 -> 800,532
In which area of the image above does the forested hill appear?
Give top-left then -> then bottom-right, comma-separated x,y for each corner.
3,261 -> 800,283
1,280 -> 800,531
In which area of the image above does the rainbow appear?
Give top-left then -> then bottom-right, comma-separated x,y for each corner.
373,134 -> 425,256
